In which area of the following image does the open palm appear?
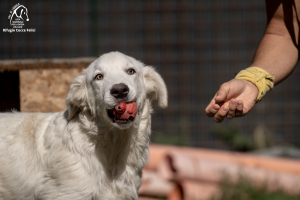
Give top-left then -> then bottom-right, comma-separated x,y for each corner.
205,79 -> 259,123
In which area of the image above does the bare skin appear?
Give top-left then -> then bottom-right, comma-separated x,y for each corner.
205,0 -> 300,123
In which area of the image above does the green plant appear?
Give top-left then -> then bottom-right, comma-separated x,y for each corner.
151,133 -> 186,146
151,116 -> 190,146
212,125 -> 254,151
211,176 -> 300,200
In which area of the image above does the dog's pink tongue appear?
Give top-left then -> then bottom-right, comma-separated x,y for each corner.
113,102 -> 137,120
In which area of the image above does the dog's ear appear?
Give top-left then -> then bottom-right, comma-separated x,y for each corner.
66,75 -> 88,120
143,66 -> 168,108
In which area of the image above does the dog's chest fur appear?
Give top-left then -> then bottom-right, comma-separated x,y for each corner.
0,101 -> 151,200
39,102 -> 151,200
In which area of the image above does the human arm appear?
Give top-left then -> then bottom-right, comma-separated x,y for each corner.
205,0 -> 300,123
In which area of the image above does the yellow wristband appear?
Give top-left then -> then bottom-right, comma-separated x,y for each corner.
235,67 -> 275,103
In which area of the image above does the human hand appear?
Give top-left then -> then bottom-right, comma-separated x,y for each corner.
205,79 -> 259,123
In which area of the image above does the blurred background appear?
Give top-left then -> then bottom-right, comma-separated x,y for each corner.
1,1 -> 300,199
1,0 -> 300,151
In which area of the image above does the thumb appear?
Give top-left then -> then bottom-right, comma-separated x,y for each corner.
214,82 -> 230,103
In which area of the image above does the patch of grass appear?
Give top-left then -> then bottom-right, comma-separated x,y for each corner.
212,125 -> 254,151
211,176 -> 300,200
151,116 -> 190,146
151,133 -> 187,146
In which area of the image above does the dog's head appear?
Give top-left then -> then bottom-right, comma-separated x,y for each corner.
14,6 -> 29,21
66,52 -> 167,129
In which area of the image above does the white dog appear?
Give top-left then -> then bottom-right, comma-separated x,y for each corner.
0,52 -> 167,200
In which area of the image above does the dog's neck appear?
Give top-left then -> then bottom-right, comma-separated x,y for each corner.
95,127 -> 136,179
67,100 -> 151,180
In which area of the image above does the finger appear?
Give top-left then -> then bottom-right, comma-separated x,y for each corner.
235,100 -> 244,117
226,99 -> 237,119
214,105 -> 229,123
205,104 -> 220,117
214,83 -> 230,103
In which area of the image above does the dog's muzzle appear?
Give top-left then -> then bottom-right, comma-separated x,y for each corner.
107,102 -> 137,124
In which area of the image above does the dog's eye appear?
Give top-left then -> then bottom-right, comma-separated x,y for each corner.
127,69 -> 136,75
95,74 -> 103,80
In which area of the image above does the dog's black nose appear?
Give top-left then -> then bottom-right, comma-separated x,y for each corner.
110,83 -> 129,99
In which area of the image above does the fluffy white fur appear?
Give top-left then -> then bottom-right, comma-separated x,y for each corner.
0,52 -> 167,200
